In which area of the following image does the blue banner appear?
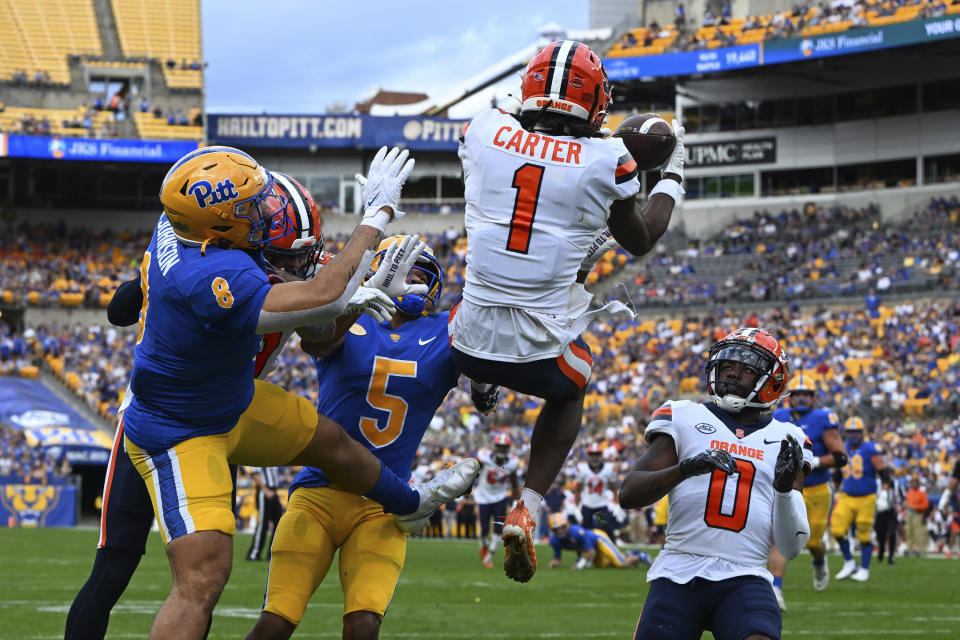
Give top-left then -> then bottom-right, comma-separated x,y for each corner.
207,114 -> 469,151
764,15 -> 960,65
0,379 -> 112,465
1,135 -> 199,163
604,44 -> 761,80
0,483 -> 76,527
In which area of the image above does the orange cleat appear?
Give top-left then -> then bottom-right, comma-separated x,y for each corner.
502,500 -> 537,583
480,544 -> 488,560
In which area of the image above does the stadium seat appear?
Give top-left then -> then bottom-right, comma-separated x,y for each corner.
111,0 -> 203,89
0,0 -> 102,83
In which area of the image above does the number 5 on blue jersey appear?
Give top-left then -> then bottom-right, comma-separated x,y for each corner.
361,356 -> 418,448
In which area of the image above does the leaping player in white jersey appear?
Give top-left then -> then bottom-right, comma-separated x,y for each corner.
474,434 -> 521,567
450,39 -> 686,584
619,328 -> 813,640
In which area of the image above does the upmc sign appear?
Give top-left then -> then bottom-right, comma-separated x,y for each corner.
685,137 -> 776,167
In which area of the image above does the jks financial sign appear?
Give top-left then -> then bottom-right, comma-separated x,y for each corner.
685,137 -> 776,167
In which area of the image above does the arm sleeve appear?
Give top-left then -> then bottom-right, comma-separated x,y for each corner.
255,249 -> 374,334
607,138 -> 640,201
107,277 -> 144,327
772,489 -> 810,560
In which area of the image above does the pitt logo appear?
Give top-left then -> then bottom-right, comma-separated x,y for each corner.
3,485 -> 56,527
187,179 -> 240,209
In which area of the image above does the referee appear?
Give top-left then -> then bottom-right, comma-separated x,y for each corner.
246,467 -> 283,561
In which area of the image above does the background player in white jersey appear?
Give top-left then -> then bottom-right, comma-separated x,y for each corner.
575,443 -> 619,539
620,328 -> 813,640
450,39 -> 686,583
474,433 -> 520,567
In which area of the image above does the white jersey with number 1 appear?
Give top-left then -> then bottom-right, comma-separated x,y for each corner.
451,107 -> 640,361
643,399 -> 812,585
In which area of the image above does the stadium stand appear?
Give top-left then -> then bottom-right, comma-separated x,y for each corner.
604,0 -> 960,57
110,0 -> 203,89
5,198 -> 954,311
132,108 -> 202,139
0,0 -> 102,84
0,104 -> 116,137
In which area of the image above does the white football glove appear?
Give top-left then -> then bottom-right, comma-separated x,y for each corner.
344,286 -> 396,323
580,227 -> 617,273
661,118 -> 685,181
356,146 -> 416,231
574,557 -> 591,570
365,234 -> 429,299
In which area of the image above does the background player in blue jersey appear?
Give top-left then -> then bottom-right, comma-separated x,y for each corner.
246,236 -> 495,640
64,175 -> 392,640
832,416 -> 888,583
768,374 -> 848,608
121,147 -> 478,639
546,512 -> 649,569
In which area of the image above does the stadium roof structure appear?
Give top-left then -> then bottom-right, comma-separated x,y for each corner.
367,26 -> 613,117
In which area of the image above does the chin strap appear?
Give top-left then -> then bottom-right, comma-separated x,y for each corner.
714,394 -> 777,413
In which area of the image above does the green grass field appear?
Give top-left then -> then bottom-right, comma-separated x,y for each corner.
1,527 -> 958,639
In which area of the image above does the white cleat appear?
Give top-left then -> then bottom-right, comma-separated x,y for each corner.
772,585 -> 787,611
394,458 -> 480,534
835,559 -> 857,580
812,562 -> 829,591
850,567 -> 870,582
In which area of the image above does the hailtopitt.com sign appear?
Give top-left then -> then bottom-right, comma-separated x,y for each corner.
207,114 -> 468,151
685,137 -> 776,167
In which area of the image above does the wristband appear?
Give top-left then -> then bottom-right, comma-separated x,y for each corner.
649,179 -> 685,203
361,208 -> 392,232
810,457 -> 821,470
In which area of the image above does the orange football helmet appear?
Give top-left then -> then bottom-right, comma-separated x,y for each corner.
521,40 -> 611,130
706,328 -> 790,412
264,172 -> 322,279
160,146 -> 289,251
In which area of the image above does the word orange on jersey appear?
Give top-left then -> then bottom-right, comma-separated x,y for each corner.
710,439 -> 765,462
491,126 -> 583,165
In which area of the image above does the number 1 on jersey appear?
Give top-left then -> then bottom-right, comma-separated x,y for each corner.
507,163 -> 545,254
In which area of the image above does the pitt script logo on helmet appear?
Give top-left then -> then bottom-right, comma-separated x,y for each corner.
705,328 -> 790,413
366,235 -> 443,317
521,40 -> 612,130
159,146 -> 291,252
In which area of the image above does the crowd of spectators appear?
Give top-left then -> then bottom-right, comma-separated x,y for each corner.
164,59 -> 203,72
627,197 -> 960,307
1,197 -> 958,541
670,0 -> 956,53
0,422 -> 72,485
5,197 -> 956,316
9,69 -> 53,86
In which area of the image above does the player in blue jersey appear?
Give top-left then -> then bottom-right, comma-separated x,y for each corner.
767,374 -> 848,608
121,147 -> 479,639
546,513 -> 649,569
832,416 -> 888,582
64,175 -> 404,640
245,236 -> 497,640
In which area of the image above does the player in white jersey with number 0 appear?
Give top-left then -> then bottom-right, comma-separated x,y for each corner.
450,39 -> 686,584
619,328 -> 813,640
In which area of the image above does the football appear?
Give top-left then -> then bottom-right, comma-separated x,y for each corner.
613,113 -> 676,171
